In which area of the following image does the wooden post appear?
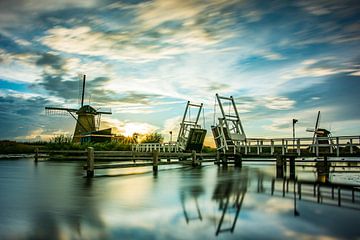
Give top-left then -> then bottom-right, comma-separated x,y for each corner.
317,185 -> 321,203
234,153 -> 242,168
191,150 -> 198,166
297,139 -> 301,156
152,150 -> 159,172
87,147 -> 94,178
289,156 -> 296,180
336,137 -> 340,157
35,148 -> 39,162
256,140 -> 260,155
338,187 -> 341,206
271,179 -> 275,195
222,155 -> 228,167
281,139 -> 285,155
350,139 -> 353,154
271,140 -> 274,155
282,178 -> 286,197
276,155 -> 284,179
315,138 -> 319,157
216,151 -> 220,165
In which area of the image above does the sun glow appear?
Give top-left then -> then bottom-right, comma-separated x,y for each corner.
122,123 -> 156,137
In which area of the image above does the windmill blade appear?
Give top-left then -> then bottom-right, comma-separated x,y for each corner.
45,106 -> 78,116
81,75 -> 86,107
96,107 -> 112,115
312,111 -> 321,145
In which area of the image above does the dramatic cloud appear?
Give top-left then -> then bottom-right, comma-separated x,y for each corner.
0,0 -> 359,140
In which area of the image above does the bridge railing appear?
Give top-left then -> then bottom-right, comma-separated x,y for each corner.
132,142 -> 180,153
235,135 -> 360,157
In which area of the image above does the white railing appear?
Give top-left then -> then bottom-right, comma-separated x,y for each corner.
233,135 -> 360,157
132,142 -> 180,153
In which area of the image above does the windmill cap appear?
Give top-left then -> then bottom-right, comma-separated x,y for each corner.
77,105 -> 97,114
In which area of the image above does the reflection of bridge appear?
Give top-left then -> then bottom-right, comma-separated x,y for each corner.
180,167 -> 360,237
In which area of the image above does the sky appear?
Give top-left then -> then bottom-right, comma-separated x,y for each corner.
0,0 -> 359,144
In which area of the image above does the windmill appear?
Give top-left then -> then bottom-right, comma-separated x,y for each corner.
306,111 -> 333,152
45,75 -> 112,143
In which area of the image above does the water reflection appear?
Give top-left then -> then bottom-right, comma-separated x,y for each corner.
212,168 -> 247,235
1,159 -> 360,239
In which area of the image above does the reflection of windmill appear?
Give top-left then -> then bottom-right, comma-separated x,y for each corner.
306,111 -> 333,152
45,75 -> 112,142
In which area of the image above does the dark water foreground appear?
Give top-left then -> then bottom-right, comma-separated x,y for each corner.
0,158 -> 359,240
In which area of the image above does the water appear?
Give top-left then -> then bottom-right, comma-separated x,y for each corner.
0,158 -> 359,240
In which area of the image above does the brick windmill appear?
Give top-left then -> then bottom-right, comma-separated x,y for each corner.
45,75 -> 112,142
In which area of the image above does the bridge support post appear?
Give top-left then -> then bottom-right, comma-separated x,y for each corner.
35,148 -> 39,162
192,150 -> 200,166
289,156 -> 296,180
316,156 -> 330,183
152,150 -> 159,173
86,147 -> 94,178
276,155 -> 285,179
215,151 -> 220,165
234,153 -> 242,168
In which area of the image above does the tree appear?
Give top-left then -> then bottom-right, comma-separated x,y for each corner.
141,132 -> 164,143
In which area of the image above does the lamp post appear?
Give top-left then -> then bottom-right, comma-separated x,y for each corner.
169,131 -> 173,143
292,119 -> 298,153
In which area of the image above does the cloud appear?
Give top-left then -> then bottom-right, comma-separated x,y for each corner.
263,97 -> 295,110
0,90 -> 73,140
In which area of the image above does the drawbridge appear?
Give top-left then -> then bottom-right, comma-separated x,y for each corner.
212,94 -> 246,154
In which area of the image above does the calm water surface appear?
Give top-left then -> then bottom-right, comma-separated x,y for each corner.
0,158 -> 359,240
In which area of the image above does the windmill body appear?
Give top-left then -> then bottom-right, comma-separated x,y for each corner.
307,111 -> 333,153
45,75 -> 112,143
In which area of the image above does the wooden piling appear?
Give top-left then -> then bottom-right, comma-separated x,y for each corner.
215,151 -> 220,165
35,148 -> 39,162
289,156 -> 296,180
152,150 -> 159,172
87,147 -> 94,178
282,178 -> 286,197
234,153 -> 242,168
276,155 -> 284,179
191,150 -> 198,166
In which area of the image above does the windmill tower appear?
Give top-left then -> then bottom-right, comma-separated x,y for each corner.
45,75 -> 112,142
